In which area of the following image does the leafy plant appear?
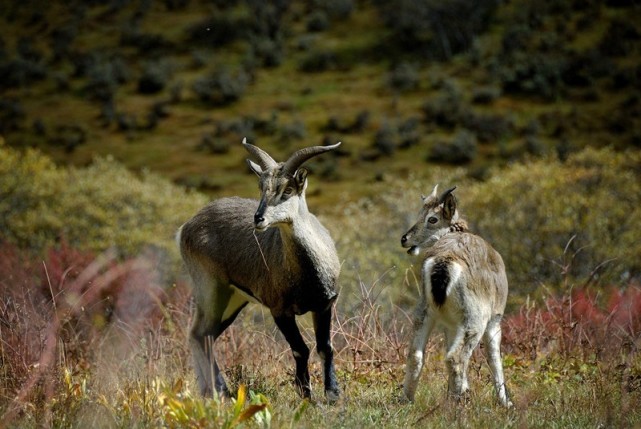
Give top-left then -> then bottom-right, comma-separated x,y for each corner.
0,143 -> 208,259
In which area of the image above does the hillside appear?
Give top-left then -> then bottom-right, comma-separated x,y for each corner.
1,0 -> 640,203
2,2 -> 641,427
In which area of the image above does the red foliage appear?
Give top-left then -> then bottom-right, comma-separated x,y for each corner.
503,285 -> 641,359
0,241 -> 177,418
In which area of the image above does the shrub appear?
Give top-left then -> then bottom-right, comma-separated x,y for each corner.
378,0 -> 499,60
462,112 -> 513,143
387,62 -> 420,93
471,86 -> 501,104
422,83 -> 466,129
0,57 -> 47,89
498,51 -> 566,100
464,147 -> 641,292
306,10 -> 330,32
138,60 -> 173,94
0,98 -> 25,133
298,50 -> 337,73
82,54 -> 130,103
197,133 -> 231,154
279,120 -> 307,146
428,129 -> 478,164
0,242 -> 184,426
186,13 -> 248,48
562,50 -> 613,88
47,124 -> 87,153
397,117 -> 421,149
0,144 -> 207,259
249,37 -> 284,68
503,284 -> 641,358
120,30 -> 174,55
373,122 -> 396,156
324,0 -> 354,20
192,68 -> 249,106
599,17 -> 641,58
323,110 -> 370,134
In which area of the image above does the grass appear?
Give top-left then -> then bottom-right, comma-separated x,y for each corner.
2,2 -> 641,427
0,239 -> 639,428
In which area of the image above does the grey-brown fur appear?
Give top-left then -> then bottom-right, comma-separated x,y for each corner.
178,139 -> 342,401
401,185 -> 512,407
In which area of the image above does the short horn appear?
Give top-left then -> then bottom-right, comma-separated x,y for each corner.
282,142 -> 341,175
439,186 -> 457,203
242,138 -> 278,169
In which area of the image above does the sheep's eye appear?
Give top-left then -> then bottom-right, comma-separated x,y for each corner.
282,187 -> 294,197
428,216 -> 438,224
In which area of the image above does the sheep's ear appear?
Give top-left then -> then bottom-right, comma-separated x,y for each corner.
442,192 -> 457,221
294,167 -> 308,192
247,159 -> 263,176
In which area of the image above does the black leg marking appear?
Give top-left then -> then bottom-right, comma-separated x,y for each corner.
430,260 -> 450,307
313,308 -> 340,402
273,315 -> 311,398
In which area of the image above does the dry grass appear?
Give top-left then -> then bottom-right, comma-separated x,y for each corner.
0,241 -> 639,428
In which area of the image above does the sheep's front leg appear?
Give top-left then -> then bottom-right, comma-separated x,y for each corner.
273,315 -> 311,398
313,307 -> 340,403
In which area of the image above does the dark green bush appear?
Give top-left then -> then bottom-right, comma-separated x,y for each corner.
373,122 -> 396,156
82,54 -> 130,103
186,14 -> 247,48
324,0 -> 354,20
0,57 -> 47,89
497,51 -> 566,100
387,62 -> 420,93
422,83 -> 466,129
192,68 -> 249,106
120,30 -> 174,55
298,51 -> 337,73
138,60 -> 173,95
398,117 -> 421,149
0,98 -> 25,133
378,0 -> 499,60
307,10 -> 330,32
428,129 -> 478,164
462,112 -> 513,144
249,37 -> 284,68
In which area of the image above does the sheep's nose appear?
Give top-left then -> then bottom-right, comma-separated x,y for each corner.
254,214 -> 265,225
401,235 -> 408,245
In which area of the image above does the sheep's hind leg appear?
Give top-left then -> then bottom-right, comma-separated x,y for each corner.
190,284 -> 247,398
403,301 -> 435,401
484,315 -> 512,407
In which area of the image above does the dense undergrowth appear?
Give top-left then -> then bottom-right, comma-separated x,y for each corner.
0,242 -> 639,428
0,139 -> 207,259
1,143 -> 640,427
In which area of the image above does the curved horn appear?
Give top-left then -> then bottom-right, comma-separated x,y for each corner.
439,186 -> 457,203
282,142 -> 341,175
242,138 -> 278,169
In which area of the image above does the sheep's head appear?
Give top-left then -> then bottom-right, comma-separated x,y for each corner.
401,185 -> 459,255
243,138 -> 341,231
